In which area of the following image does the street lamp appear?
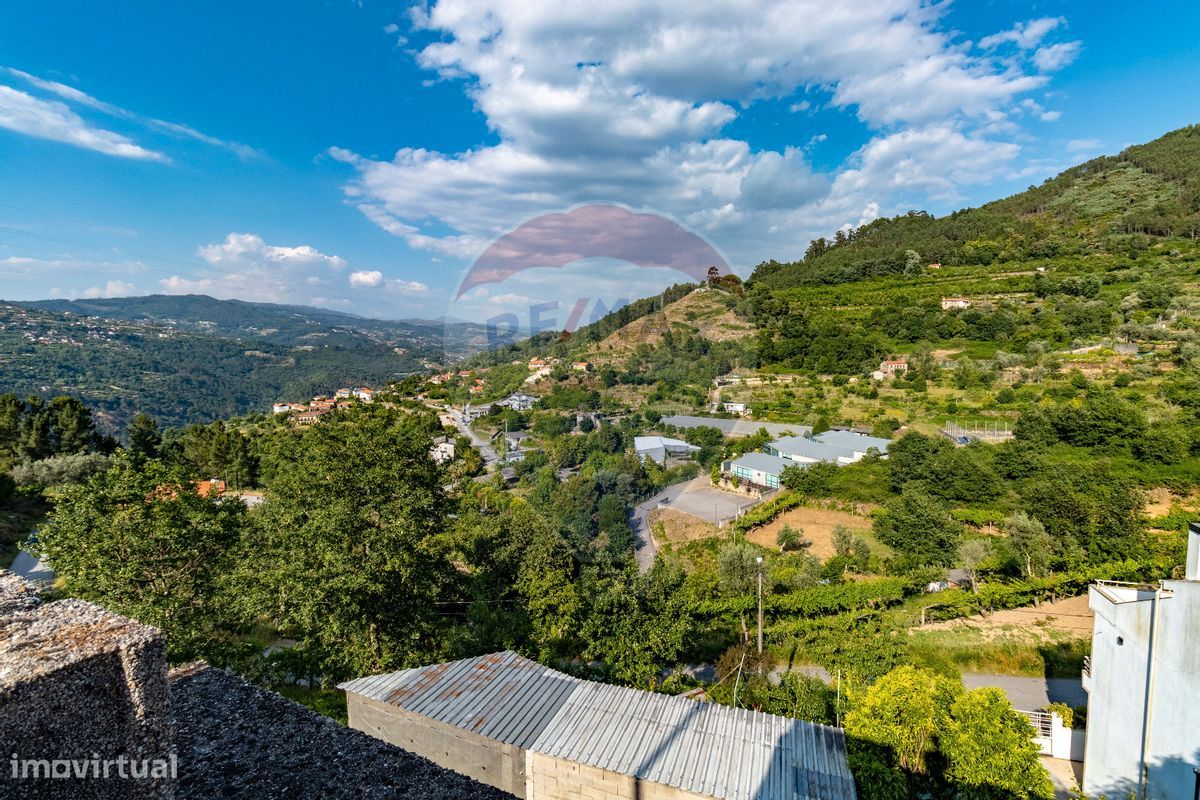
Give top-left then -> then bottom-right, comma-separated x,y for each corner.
756,556 -> 764,655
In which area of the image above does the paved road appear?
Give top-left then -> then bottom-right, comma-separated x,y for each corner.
447,408 -> 500,468
962,673 -> 1087,710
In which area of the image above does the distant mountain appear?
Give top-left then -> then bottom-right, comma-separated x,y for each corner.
0,295 -> 490,431
752,124 -> 1200,288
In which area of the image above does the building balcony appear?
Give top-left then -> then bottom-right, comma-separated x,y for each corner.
1081,655 -> 1091,693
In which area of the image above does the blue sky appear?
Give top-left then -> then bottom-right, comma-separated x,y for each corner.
1,0 -> 1198,323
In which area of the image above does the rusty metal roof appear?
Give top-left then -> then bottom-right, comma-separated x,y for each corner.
529,680 -> 857,800
337,651 -> 582,750
341,652 -> 856,800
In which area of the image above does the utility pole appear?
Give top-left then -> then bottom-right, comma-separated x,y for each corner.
756,556 -> 764,655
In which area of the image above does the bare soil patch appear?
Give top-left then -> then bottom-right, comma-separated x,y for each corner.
744,502 -> 876,558
650,508 -> 720,544
919,594 -> 1094,639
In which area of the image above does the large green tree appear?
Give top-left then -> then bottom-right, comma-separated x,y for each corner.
873,488 -> 962,567
941,688 -> 1054,799
37,451 -> 245,660
238,405 -> 453,679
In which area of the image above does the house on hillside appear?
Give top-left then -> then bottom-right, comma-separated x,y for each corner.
528,357 -> 549,370
502,430 -> 531,452
272,403 -> 293,414
353,387 -> 375,402
497,392 -> 538,412
871,359 -> 908,381
430,437 -> 456,465
941,297 -> 972,310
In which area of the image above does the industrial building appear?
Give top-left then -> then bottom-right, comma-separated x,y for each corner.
634,435 -> 700,464
340,651 -> 857,800
1081,524 -> 1200,799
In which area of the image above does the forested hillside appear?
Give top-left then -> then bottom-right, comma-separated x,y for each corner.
0,297 -> 482,430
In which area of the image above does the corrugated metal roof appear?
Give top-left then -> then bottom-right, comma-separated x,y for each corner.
767,435 -> 853,462
529,680 -> 857,800
338,651 -> 582,750
727,452 -> 795,476
343,652 -> 856,800
661,415 -> 811,439
812,430 -> 892,454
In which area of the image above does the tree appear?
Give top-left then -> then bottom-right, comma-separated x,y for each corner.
844,665 -> 960,774
957,539 -> 991,593
776,524 -> 810,553
1004,512 -> 1053,578
577,562 -> 692,687
127,413 -> 162,463
1133,426 -> 1188,464
780,461 -> 837,495
874,488 -> 962,567
37,451 -> 245,661
940,688 -> 1054,799
832,524 -> 854,557
887,432 -> 950,491
718,540 -> 761,642
238,406 -> 454,679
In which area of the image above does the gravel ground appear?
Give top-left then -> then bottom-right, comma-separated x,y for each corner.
170,665 -> 515,800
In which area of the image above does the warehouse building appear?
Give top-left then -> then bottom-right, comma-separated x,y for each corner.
340,651 -> 857,800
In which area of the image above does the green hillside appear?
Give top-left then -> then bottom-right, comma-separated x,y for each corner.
753,125 -> 1200,290
0,296 -> 487,431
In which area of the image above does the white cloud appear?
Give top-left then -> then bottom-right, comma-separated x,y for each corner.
1033,42 -> 1082,72
3,67 -> 260,159
0,85 -> 166,161
198,233 -> 347,270
335,0 -> 1077,281
349,269 -> 384,287
81,280 -> 137,298
1067,138 -> 1102,152
979,17 -> 1063,50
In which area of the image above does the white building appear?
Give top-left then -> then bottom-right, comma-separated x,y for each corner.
634,435 -> 700,465
272,403 -> 292,414
430,438 -> 456,465
941,296 -> 972,310
722,452 -> 794,489
497,392 -> 538,412
1081,524 -> 1200,800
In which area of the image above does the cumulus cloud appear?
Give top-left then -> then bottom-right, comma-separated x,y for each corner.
334,0 -> 1082,284
0,85 -> 166,161
349,269 -> 384,287
198,233 -> 347,270
1032,42 -> 1082,72
81,280 -> 137,298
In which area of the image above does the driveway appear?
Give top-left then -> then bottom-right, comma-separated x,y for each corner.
629,478 -> 761,573
962,673 -> 1087,710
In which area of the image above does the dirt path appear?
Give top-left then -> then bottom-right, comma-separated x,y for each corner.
921,594 -> 1094,636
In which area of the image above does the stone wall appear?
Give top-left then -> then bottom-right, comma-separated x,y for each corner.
346,693 -> 526,797
525,752 -> 710,800
0,571 -> 173,800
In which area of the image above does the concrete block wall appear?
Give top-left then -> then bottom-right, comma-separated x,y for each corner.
347,693 -> 526,797
526,752 -> 710,800
0,572 -> 173,800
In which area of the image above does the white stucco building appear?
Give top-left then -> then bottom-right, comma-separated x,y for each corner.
1081,523 -> 1200,800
